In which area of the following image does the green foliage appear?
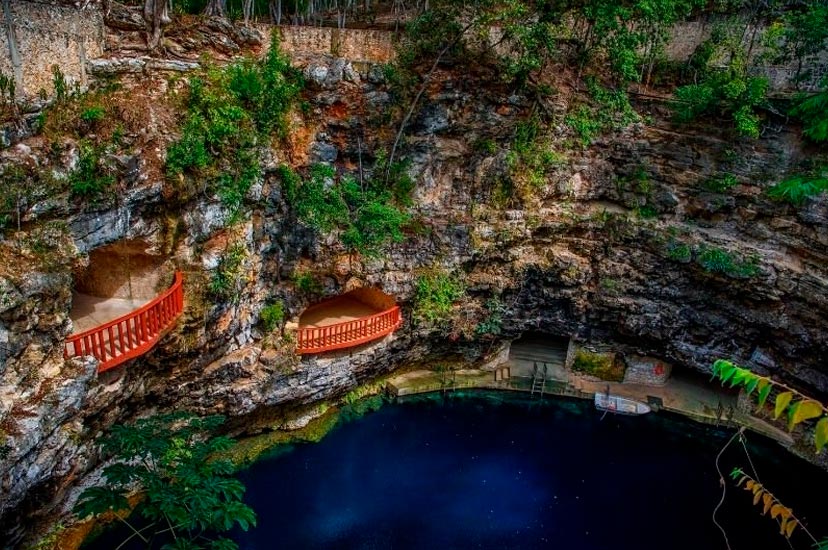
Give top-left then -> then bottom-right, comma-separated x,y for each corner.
767,169 -> 828,206
413,271 -> 466,325
566,77 -> 639,146
285,156 -> 412,256
572,349 -> 625,382
51,65 -> 68,103
475,297 -> 505,336
260,301 -> 285,332
69,142 -> 115,199
703,173 -> 739,193
790,79 -> 828,144
712,360 -> 828,453
80,105 -> 106,123
697,246 -> 760,278
227,39 -> 304,136
74,412 -> 256,550
0,71 -> 16,115
167,34 -> 302,212
506,116 -> 566,189
209,243 -> 247,302
767,3 -> 828,84
0,165 -> 30,232
293,270 -> 322,294
575,0 -> 705,85
672,23 -> 769,138
666,240 -> 692,262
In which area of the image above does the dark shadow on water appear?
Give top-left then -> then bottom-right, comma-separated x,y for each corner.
84,390 -> 828,550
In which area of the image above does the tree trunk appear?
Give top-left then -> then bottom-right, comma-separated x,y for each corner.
243,0 -> 254,25
1,0 -> 23,94
143,0 -> 169,50
203,0 -> 227,17
270,0 -> 282,25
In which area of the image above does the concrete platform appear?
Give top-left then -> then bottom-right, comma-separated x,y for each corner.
69,292 -> 150,334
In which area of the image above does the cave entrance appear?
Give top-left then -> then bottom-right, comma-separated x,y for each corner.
297,288 -> 402,354
507,332 -> 571,380
70,239 -> 167,334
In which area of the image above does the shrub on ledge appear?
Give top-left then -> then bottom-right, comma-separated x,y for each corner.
572,349 -> 626,382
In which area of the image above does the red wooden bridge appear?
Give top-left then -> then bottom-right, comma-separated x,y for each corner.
64,272 -> 185,372
297,305 -> 402,354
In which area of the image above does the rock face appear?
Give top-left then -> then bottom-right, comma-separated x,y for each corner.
1,9 -> 828,549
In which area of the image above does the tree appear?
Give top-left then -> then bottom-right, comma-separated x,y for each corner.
143,0 -> 171,51
74,412 -> 256,550
204,0 -> 228,17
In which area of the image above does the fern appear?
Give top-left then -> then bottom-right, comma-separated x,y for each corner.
767,173 -> 828,206
790,80 -> 828,143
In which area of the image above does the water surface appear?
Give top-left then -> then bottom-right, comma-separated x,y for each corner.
234,391 -> 828,550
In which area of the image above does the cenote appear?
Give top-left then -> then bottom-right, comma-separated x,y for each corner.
86,392 -> 828,550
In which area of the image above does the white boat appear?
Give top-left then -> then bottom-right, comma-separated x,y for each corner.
594,392 -> 651,415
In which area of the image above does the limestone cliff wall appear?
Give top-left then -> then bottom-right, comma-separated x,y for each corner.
1,7 -> 828,549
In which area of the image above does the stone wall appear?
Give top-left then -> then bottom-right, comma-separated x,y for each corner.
622,355 -> 672,386
276,26 -> 395,64
0,0 -> 104,99
664,17 -> 828,92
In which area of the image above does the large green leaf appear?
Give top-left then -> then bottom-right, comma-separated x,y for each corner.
756,379 -> 772,409
718,361 -> 738,385
815,417 -> 828,453
774,392 -> 794,420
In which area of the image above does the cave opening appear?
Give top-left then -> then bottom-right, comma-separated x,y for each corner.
297,287 -> 401,354
69,239 -> 168,334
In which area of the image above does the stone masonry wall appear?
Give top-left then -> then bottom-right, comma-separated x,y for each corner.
622,355 -> 672,386
276,26 -> 394,63
0,1 -> 104,99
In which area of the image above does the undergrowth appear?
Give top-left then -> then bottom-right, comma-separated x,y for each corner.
167,34 -> 302,212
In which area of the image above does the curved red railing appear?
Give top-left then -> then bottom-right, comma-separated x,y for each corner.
297,305 -> 402,354
64,272 -> 185,373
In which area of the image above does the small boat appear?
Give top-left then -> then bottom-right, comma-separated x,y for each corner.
594,391 -> 651,415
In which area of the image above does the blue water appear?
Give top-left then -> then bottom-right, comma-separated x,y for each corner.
234,392 -> 827,550
83,391 -> 828,550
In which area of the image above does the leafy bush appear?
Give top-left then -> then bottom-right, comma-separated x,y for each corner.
51,65 -> 68,103
572,349 -> 625,382
790,79 -> 828,144
672,25 -> 769,138
475,297 -> 505,336
413,271 -> 465,325
697,246 -> 760,278
166,33 -> 302,211
69,142 -> 115,199
507,116 -> 567,189
260,301 -> 285,332
294,270 -> 322,294
566,78 -> 639,147
284,157 -> 413,256
74,413 -> 256,550
80,105 -> 105,123
210,242 -> 247,301
767,171 -> 828,206
666,240 -> 692,262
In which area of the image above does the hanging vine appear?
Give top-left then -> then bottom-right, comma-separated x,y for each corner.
712,359 -> 828,453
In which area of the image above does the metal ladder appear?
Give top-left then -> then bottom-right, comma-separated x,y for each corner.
530,362 -> 548,397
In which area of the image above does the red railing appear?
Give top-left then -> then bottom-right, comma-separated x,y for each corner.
64,272 -> 185,373
297,305 -> 402,354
